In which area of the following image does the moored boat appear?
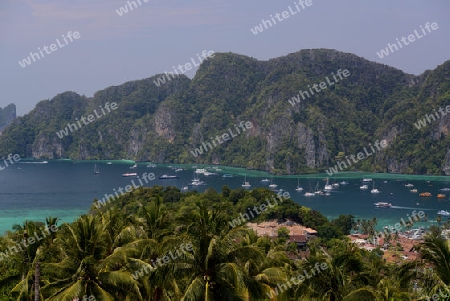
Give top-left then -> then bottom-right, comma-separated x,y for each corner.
122,173 -> 137,177
159,175 -> 180,179
374,202 -> 392,208
437,210 -> 450,217
437,194 -> 446,199
419,192 -> 431,197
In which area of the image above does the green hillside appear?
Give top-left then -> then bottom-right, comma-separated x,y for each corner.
0,49 -> 449,175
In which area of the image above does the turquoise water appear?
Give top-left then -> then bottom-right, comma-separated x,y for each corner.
1,160 -> 449,235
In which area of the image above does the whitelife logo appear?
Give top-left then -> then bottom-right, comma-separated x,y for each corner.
325,139 -> 388,176
115,0 -> 149,16
18,31 -> 81,68
56,102 -> 118,138
287,69 -> 350,106
414,105 -> 450,130
93,172 -> 156,209
250,0 -> 313,35
0,154 -> 21,171
376,22 -> 438,59
190,121 -> 253,158
153,50 -> 215,87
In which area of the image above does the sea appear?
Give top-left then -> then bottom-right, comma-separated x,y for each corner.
1,159 -> 450,236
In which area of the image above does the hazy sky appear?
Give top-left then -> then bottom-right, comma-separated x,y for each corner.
1,0 -> 449,116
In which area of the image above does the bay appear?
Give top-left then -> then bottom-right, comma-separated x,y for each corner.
1,160 -> 449,235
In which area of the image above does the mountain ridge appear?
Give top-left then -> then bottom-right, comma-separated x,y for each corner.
1,48 -> 449,175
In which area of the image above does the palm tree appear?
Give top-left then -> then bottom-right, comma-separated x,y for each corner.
166,201 -> 268,300
9,219 -> 57,300
417,232 -> 450,296
41,214 -> 142,300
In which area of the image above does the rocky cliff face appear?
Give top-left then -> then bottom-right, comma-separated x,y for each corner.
0,49 -> 449,175
0,104 -> 17,134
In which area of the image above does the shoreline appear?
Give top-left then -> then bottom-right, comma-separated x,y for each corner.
17,158 -> 450,181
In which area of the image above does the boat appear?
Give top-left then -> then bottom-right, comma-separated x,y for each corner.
122,173 -> 137,177
189,173 -> 205,186
410,189 -> 418,193
405,183 -> 414,187
362,178 -> 372,182
159,175 -> 180,179
339,181 -> 349,185
419,192 -> 431,197
304,192 -> 315,197
441,188 -> 450,191
181,186 -> 188,192
261,178 -> 270,183
371,181 -> 380,194
332,182 -> 339,188
106,162 -> 112,165
147,163 -> 156,168
175,168 -> 184,172
195,168 -> 206,174
437,210 -> 450,217
203,171 -> 216,176
242,174 -> 251,188
360,185 -> 368,190
374,202 -> 392,208
295,178 -> 303,192
222,174 -> 233,178
314,182 -> 323,195
130,164 -> 137,169
324,178 -> 333,191
437,194 -> 446,199
94,164 -> 101,174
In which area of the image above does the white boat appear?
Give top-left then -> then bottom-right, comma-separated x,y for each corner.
371,181 -> 380,193
295,178 -> 303,192
440,188 -> 450,192
106,162 -> 112,165
362,178 -> 372,182
314,182 -> 323,195
360,185 -> 368,190
122,173 -> 137,177
405,183 -> 414,187
130,164 -> 137,169
339,181 -> 349,185
324,178 -> 333,191
374,202 -> 392,208
94,164 -> 101,174
410,189 -> 418,193
181,186 -> 188,192
195,168 -> 206,174
304,192 -> 315,197
147,163 -> 156,167
261,178 -> 270,183
332,183 -> 339,188
189,173 -> 205,186
203,171 -> 216,176
242,174 -> 251,188
437,210 -> 450,217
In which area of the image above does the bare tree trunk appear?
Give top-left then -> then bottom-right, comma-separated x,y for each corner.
34,261 -> 40,301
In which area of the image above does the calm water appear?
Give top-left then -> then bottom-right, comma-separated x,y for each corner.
1,160 -> 450,235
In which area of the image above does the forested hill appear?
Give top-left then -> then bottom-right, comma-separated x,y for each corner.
0,104 -> 16,133
0,49 -> 449,175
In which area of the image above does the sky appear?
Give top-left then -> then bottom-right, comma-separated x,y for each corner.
0,0 -> 449,116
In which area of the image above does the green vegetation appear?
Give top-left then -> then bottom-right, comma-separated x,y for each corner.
1,49 -> 450,175
0,186 -> 448,300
